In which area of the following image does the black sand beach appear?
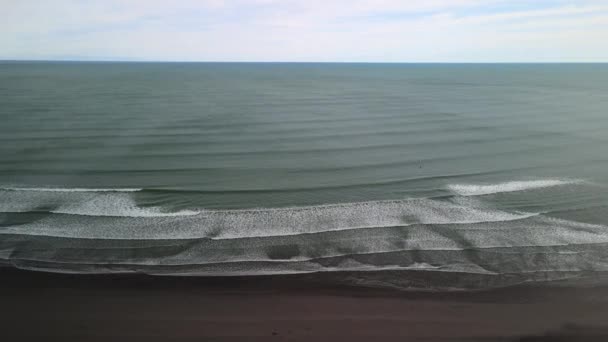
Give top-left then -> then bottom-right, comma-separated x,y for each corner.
2,269 -> 608,341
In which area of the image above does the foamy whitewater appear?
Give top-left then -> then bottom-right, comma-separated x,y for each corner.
2,179 -> 608,289
0,188 -> 199,217
447,179 -> 581,196
2,62 -> 608,290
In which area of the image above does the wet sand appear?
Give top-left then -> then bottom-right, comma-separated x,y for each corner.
2,269 -> 608,341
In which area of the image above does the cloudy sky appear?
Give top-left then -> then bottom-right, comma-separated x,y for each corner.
2,0 -> 607,62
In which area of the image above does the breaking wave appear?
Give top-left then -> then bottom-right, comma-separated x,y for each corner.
447,179 -> 581,196
2,179 -> 607,289
0,187 -> 142,193
0,196 -> 537,239
0,189 -> 198,217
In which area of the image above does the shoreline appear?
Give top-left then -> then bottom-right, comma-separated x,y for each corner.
3,268 -> 608,341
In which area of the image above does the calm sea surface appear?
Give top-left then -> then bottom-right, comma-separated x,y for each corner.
1,62 -> 608,289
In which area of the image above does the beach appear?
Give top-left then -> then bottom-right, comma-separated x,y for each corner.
2,269 -> 608,341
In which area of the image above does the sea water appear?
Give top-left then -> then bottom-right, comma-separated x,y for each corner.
1,62 -> 608,289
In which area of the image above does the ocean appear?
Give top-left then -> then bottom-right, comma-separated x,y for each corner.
1,62 -> 608,290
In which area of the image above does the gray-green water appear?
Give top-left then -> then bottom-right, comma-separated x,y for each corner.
1,62 -> 608,289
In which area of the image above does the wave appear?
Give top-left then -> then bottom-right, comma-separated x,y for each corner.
9,226 -> 607,270
0,189 -> 198,217
0,178 -> 586,221
0,187 -> 142,193
53,199 -> 200,217
6,238 -> 608,280
0,195 -> 539,239
199,199 -> 538,240
447,179 -> 581,196
2,182 -> 608,289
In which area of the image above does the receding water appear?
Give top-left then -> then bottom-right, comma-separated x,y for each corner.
1,62 -> 608,289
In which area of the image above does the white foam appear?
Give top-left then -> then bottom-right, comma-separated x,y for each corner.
0,197 -> 537,240
0,190 -> 197,217
1,187 -> 142,193
447,179 -> 581,196
3,201 -> 608,282
53,195 -> 200,217
199,199 -> 537,240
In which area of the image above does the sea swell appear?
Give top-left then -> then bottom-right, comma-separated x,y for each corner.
1,179 -> 608,289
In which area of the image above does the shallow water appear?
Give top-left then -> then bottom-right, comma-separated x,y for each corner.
1,62 -> 608,289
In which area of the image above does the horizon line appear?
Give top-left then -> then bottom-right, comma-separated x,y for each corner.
2,59 -> 608,64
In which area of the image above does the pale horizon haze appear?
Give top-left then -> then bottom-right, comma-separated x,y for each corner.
2,0 -> 608,62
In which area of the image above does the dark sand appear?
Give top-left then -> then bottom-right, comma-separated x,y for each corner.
2,269 -> 608,341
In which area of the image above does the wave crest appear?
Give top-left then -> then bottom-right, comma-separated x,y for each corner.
1,187 -> 142,193
447,179 -> 581,196
0,189 -> 197,217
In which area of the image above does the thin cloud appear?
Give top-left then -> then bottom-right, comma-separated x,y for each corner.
1,0 -> 607,61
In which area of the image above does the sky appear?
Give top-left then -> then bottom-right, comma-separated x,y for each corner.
1,0 -> 608,62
